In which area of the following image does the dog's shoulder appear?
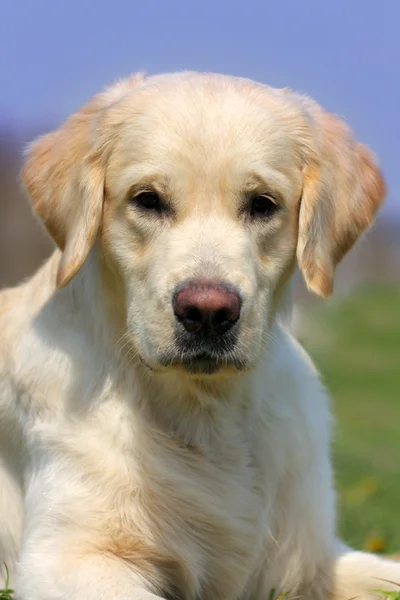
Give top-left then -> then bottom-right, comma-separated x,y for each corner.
0,252 -> 59,339
0,251 -> 74,420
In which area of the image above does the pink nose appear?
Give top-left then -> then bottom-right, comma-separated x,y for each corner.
173,281 -> 241,336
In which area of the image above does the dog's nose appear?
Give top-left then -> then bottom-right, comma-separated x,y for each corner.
173,281 -> 241,336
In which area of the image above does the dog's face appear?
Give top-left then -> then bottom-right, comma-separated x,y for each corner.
22,73 -> 385,377
100,78 -> 307,375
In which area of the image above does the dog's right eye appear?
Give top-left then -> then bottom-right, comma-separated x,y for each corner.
131,190 -> 164,213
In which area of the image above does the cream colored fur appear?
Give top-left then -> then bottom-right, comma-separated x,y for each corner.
0,72 -> 398,600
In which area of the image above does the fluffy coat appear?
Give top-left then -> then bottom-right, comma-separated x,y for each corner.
0,72 -> 398,600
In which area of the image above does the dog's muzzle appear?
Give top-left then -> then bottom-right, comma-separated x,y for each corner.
160,280 -> 245,374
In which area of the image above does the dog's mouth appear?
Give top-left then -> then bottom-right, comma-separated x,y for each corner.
159,352 -> 247,375
158,332 -> 247,375
161,352 -> 247,375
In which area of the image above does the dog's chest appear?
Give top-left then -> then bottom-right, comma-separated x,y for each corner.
133,427 -> 266,600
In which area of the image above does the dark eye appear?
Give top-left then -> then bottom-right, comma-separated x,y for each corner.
133,191 -> 163,212
250,194 -> 279,219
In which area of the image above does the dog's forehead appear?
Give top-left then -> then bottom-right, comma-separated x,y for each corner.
108,75 -> 308,175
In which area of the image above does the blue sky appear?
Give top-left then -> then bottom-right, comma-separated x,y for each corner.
1,0 -> 399,219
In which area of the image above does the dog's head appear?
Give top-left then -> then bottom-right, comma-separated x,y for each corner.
22,73 -> 385,377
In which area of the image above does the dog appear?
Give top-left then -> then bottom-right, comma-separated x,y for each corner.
0,72 -> 398,600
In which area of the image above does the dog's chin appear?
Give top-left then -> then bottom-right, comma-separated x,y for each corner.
182,357 -> 223,375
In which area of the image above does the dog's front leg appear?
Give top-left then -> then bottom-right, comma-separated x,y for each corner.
14,550 -> 170,600
259,544 -> 400,600
331,542 -> 400,600
294,544 -> 400,600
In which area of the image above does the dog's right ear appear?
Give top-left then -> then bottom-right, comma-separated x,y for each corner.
22,73 -> 145,289
22,119 -> 105,289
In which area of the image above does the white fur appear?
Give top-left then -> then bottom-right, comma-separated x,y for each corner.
0,72 -> 398,600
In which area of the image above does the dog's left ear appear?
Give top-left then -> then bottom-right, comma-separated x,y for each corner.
296,98 -> 386,298
22,74 -> 145,289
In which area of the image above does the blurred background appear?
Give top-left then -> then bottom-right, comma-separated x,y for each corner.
1,0 -> 399,552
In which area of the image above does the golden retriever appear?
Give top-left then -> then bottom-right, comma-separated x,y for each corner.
0,72 -> 398,600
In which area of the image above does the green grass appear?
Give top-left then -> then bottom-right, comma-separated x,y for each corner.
371,591 -> 400,600
302,284 -> 400,554
0,564 -> 13,600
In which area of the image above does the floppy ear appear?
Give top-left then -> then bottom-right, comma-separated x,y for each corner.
296,99 -> 386,298
21,73 -> 145,289
22,103 -> 106,289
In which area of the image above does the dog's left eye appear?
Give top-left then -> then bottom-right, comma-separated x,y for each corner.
132,191 -> 164,213
249,194 -> 279,219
